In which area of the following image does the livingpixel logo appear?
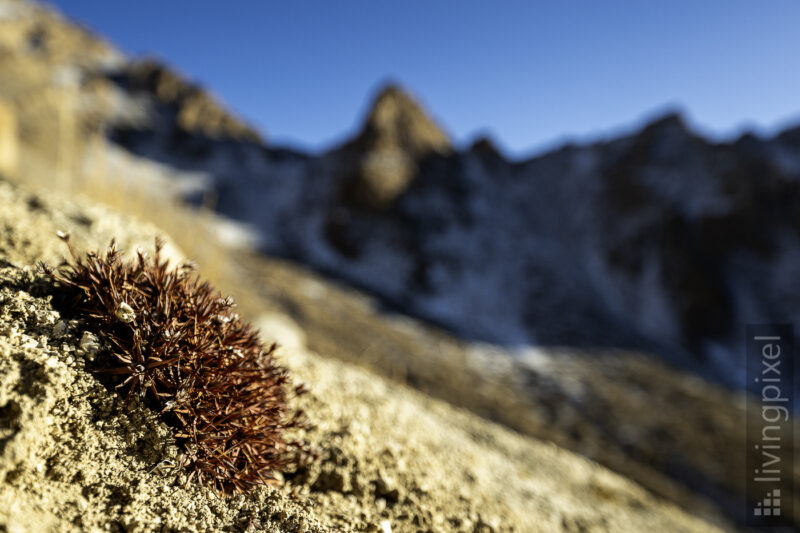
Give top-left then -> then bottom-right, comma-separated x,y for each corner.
753,489 -> 781,517
746,325 -> 795,527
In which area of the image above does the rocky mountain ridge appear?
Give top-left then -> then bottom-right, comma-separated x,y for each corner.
6,1 -> 798,390
108,63 -> 800,391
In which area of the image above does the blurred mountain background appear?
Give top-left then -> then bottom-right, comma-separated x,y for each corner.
1,0 -> 799,530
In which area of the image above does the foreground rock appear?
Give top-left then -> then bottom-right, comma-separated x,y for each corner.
0,179 -> 729,531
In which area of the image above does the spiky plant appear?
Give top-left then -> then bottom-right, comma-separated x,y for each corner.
42,234 -> 312,493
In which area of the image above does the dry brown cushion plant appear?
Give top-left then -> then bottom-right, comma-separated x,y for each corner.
41,234 -> 313,493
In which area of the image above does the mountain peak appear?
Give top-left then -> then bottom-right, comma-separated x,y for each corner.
332,84 -> 453,211
357,83 -> 451,155
640,112 -> 690,137
468,135 -> 505,161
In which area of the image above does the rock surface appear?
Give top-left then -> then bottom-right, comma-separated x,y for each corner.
0,179 -> 729,532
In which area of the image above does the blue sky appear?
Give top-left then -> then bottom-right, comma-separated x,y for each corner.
51,1 -> 800,157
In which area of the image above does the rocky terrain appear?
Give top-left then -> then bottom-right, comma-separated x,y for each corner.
0,173 -> 731,532
1,0 -> 799,530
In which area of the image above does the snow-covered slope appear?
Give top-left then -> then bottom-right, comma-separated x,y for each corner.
106,76 -> 800,389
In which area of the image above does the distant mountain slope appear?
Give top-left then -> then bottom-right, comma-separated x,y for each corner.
109,68 -> 800,392
5,0 -> 800,392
